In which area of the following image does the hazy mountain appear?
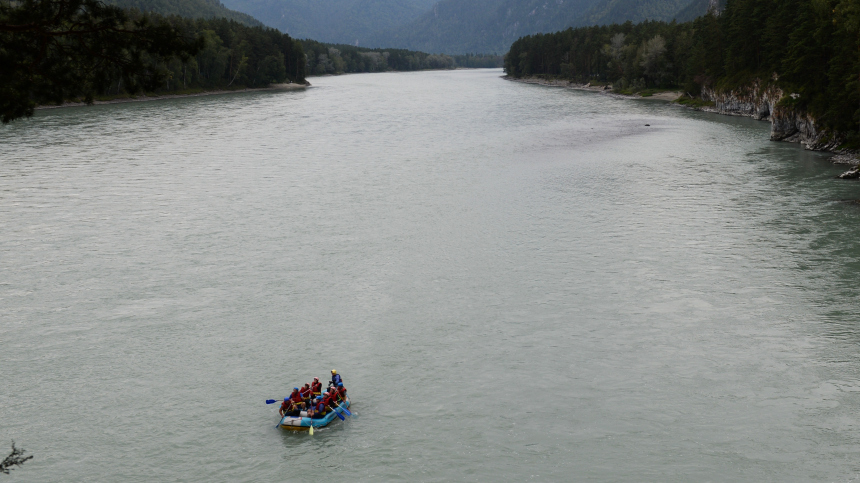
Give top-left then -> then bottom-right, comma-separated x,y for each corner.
367,0 -> 701,54
107,0 -> 264,26
673,0 -> 724,22
205,0 -> 710,55
367,0 -> 599,54
218,0 -> 437,44
582,0 -> 691,26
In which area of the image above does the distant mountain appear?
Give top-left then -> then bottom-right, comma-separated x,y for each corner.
217,0 -> 437,44
205,0 -> 712,55
107,0 -> 264,26
368,0 -> 599,54
673,0 -> 723,22
582,0 -> 691,26
368,0 -> 702,54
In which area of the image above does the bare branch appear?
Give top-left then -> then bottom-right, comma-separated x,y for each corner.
0,441 -> 33,475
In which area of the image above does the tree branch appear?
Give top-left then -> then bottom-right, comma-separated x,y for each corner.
0,442 -> 33,475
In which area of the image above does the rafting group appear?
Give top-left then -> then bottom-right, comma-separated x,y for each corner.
269,369 -> 351,430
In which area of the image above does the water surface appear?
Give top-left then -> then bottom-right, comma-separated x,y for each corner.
2,69 -> 860,481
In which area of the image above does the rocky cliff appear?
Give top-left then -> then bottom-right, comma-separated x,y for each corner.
700,82 -> 841,152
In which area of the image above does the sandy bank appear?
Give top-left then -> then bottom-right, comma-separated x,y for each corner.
646,91 -> 685,101
35,82 -> 309,111
505,76 -> 682,101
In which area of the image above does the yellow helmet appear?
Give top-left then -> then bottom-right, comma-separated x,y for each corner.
331,369 -> 337,374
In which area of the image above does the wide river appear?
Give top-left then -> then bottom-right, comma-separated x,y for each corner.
2,69 -> 860,481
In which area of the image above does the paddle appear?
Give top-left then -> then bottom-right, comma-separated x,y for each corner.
331,403 -> 346,421
338,401 -> 352,416
265,399 -> 280,405
335,401 -> 351,417
331,391 -> 352,416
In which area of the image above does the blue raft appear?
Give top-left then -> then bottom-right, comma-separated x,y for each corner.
277,397 -> 350,431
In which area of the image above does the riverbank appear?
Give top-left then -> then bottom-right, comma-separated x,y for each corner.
35,83 -> 309,111
504,76 -> 682,101
505,75 -> 859,169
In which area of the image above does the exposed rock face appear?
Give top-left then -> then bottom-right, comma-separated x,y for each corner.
708,0 -> 721,15
700,82 -> 841,151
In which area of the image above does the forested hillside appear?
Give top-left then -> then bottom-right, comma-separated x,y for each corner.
160,16 -> 306,88
78,15 -> 305,96
3,0 -> 306,122
505,0 -> 860,144
218,0 -> 436,45
106,0 -> 263,26
302,40 -> 502,75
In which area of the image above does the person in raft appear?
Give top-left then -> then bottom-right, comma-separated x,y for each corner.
310,396 -> 327,419
288,387 -> 306,410
299,383 -> 312,406
329,369 -> 343,388
305,397 -> 317,418
280,398 -> 301,418
311,377 -> 323,397
331,382 -> 347,404
322,388 -> 337,411
326,385 -> 345,407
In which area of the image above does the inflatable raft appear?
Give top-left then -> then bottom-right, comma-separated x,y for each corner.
278,397 -> 350,431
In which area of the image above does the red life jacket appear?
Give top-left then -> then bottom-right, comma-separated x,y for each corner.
280,401 -> 290,412
311,381 -> 322,394
337,387 -> 347,399
290,392 -> 303,403
299,386 -> 311,398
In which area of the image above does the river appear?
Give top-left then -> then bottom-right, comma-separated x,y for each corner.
2,69 -> 860,481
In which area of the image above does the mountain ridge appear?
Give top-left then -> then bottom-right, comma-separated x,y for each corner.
218,0 -> 437,44
106,0 -> 265,26
366,0 -> 707,54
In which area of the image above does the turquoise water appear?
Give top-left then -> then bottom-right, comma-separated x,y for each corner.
2,69 -> 860,481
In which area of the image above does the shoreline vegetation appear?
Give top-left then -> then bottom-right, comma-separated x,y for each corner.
503,0 -> 860,164
2,4 -> 307,123
34,83 -> 308,111
301,39 -> 503,75
505,75 -> 682,101
33,66 -> 499,112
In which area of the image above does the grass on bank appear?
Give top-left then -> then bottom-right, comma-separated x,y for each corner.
57,85 -> 277,104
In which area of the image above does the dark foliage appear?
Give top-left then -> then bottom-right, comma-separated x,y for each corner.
452,53 -> 505,68
0,442 -> 32,475
0,0 -> 307,123
0,0 -> 202,122
163,16 -> 307,88
302,40 -> 504,75
105,0 -> 263,26
302,39 -> 456,75
504,0 -> 860,139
